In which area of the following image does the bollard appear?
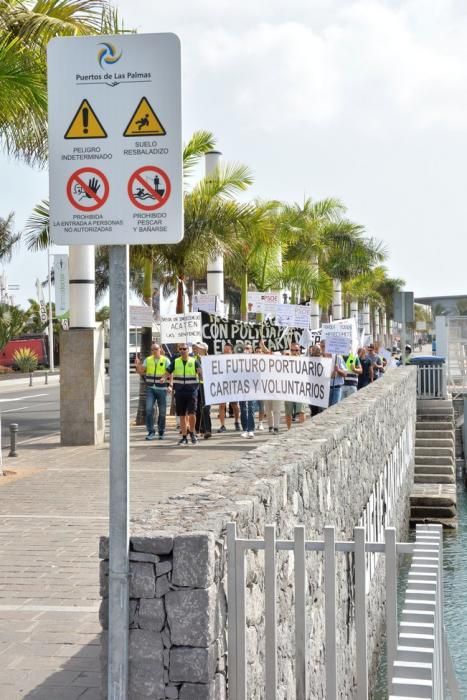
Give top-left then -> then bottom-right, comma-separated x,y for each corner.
8,423 -> 18,457
44,371 -> 48,385
29,372 -> 33,387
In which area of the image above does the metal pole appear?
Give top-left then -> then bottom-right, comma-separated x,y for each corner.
108,245 -> 129,700
401,293 -> 406,362
8,423 -> 18,457
47,246 -> 55,372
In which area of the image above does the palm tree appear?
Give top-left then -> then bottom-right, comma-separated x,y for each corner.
0,0 -> 120,164
0,213 -> 21,261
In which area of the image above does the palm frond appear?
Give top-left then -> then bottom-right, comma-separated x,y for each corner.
24,199 -> 50,250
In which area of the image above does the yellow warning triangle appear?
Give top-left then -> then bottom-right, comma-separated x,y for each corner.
64,99 -> 107,139
123,97 -> 166,137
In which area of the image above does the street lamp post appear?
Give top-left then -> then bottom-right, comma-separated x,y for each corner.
47,246 -> 55,372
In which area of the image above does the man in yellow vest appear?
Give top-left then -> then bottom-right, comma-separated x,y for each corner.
160,344 -> 202,446
135,343 -> 172,440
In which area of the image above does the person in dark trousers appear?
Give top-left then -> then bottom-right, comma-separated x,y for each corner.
135,343 -> 172,440
193,341 -> 212,439
160,345 -> 202,446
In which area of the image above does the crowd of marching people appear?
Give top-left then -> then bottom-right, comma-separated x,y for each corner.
135,338 -> 411,446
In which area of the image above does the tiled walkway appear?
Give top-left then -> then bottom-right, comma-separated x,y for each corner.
0,417 -> 272,698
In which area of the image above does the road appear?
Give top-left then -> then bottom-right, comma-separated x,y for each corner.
0,373 -> 142,447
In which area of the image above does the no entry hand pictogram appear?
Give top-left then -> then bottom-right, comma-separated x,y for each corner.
127,166 -> 171,211
66,167 -> 109,212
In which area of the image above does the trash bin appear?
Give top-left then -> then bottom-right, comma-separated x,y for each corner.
409,355 -> 446,398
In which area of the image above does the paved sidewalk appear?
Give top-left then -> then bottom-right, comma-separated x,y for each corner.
0,415 -> 275,699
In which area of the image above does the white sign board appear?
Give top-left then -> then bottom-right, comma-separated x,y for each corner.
324,335 -> 352,355
54,254 -> 69,318
321,318 -> 358,353
129,305 -> 153,327
275,303 -> 310,329
193,294 -> 223,315
160,313 -> 202,344
201,354 -> 332,408
416,321 -> 426,331
247,291 -> 281,314
47,33 -> 182,245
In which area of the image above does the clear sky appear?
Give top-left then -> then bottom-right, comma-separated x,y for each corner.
2,0 -> 467,308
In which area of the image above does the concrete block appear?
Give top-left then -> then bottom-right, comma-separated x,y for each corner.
172,533 -> 215,588
129,659 -> 165,698
130,562 -> 156,598
129,629 -> 163,663
156,574 -> 171,598
179,682 -> 215,700
138,598 -> 165,632
169,645 -> 217,684
166,587 -> 216,646
132,534 -> 174,555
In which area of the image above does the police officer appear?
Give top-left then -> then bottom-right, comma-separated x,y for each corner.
135,343 -> 172,440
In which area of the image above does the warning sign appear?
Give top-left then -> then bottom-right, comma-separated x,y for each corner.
66,167 -> 109,212
65,99 -> 107,139
128,166 -> 171,211
123,97 -> 166,137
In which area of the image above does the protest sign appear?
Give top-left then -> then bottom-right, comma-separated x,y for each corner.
201,312 -> 309,354
201,354 -> 332,408
247,291 -> 281,314
130,305 -> 153,328
193,294 -> 223,315
324,334 -> 352,355
160,313 -> 202,344
321,318 -> 358,353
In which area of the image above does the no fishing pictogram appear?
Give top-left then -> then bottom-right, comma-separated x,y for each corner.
66,167 -> 109,212
127,166 -> 171,211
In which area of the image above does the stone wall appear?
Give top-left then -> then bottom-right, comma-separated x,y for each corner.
99,367 -> 417,699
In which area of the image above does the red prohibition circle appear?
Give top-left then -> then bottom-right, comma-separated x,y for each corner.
66,167 -> 109,212
127,166 -> 171,211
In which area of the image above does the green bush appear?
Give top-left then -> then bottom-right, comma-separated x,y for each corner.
13,347 -> 39,372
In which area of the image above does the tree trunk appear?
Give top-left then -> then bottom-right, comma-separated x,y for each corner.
135,258 -> 154,426
241,271 -> 248,321
176,278 -> 185,313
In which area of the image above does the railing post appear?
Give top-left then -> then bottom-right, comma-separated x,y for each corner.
385,527 -> 397,695
294,526 -> 306,700
264,525 -> 277,700
226,523 -> 237,700
8,423 -> 18,457
324,526 -> 337,700
354,527 -> 368,699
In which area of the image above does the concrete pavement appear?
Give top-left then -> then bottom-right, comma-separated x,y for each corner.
0,413 -> 276,699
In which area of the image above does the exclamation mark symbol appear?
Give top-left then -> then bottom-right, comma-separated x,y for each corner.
82,107 -> 89,134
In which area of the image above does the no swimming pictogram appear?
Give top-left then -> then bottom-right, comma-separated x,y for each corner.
127,166 -> 171,211
66,167 -> 109,212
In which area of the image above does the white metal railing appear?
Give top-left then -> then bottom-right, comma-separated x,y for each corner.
227,523 -> 460,699
416,365 -> 447,399
389,524 -> 461,700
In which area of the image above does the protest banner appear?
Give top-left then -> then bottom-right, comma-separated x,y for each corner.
200,311 -> 318,354
201,354 -> 332,408
160,312 -> 202,344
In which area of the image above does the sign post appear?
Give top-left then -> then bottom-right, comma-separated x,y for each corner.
48,32 -> 182,700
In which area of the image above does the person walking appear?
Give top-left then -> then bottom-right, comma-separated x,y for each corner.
285,342 -> 306,429
239,343 -> 256,438
193,341 -> 212,439
135,343 -> 172,440
161,344 -> 202,446
341,351 -> 362,399
217,341 -> 241,433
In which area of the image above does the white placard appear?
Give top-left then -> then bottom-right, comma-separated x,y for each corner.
193,294 -> 223,315
129,305 -> 153,327
416,321 -> 426,331
53,254 -> 69,318
275,303 -> 310,329
160,313 -> 202,344
321,318 -> 358,353
201,354 -> 332,408
48,33 -> 182,245
324,335 -> 352,354
247,291 -> 281,314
